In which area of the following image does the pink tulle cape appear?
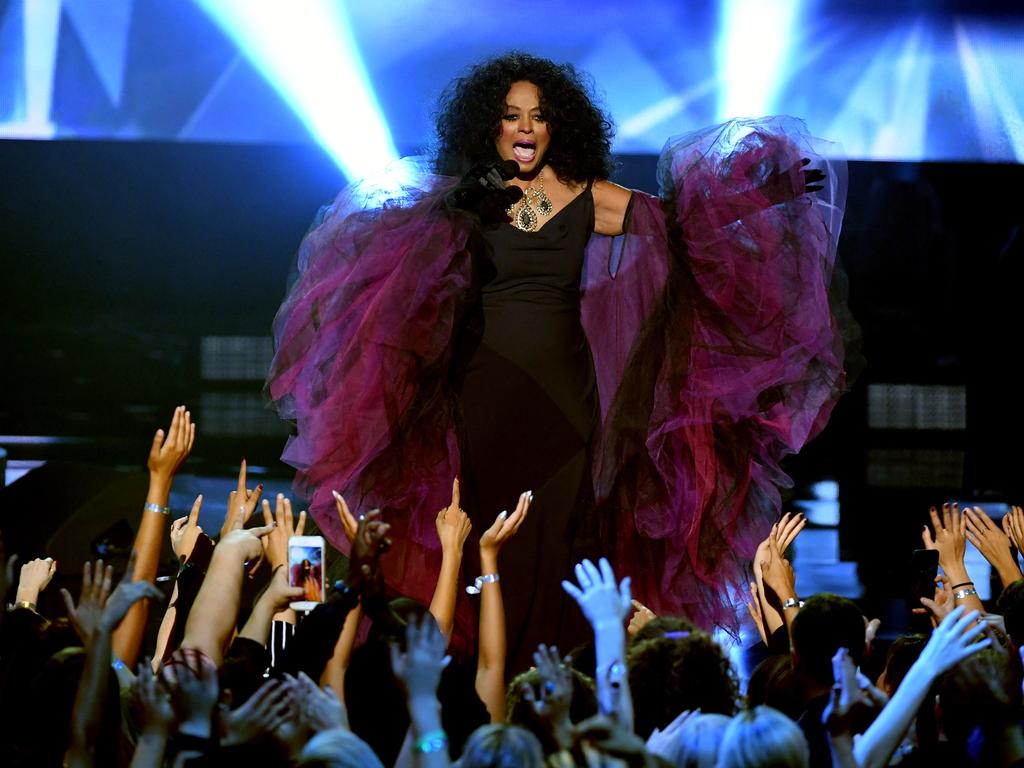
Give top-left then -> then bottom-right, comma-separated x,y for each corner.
266,117 -> 849,640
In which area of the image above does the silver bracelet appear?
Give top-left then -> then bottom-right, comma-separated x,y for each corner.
781,597 -> 804,610
466,573 -> 500,595
953,587 -> 978,600
144,502 -> 170,515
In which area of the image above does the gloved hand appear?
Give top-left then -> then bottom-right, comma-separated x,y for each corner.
447,159 -> 523,221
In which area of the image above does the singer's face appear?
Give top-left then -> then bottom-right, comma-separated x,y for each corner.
495,81 -> 550,177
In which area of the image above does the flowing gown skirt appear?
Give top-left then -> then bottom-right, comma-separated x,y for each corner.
456,189 -> 599,673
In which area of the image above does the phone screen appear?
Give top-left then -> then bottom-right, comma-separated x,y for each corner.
909,548 -> 939,605
289,542 -> 324,603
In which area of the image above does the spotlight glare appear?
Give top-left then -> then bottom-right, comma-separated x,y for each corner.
193,0 -> 398,178
717,0 -> 800,120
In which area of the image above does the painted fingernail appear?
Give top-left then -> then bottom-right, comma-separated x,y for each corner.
332,490 -> 341,500
499,510 -> 508,519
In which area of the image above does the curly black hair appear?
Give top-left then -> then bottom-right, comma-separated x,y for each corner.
433,51 -> 615,183
627,629 -> 739,739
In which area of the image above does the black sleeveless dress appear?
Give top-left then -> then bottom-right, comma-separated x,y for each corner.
455,183 -> 600,674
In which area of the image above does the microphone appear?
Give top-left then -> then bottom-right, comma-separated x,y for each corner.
504,185 -> 524,204
497,159 -> 520,180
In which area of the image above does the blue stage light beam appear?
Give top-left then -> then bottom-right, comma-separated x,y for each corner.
716,0 -> 800,120
193,0 -> 398,178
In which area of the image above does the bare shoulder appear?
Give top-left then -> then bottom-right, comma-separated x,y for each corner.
592,179 -> 633,236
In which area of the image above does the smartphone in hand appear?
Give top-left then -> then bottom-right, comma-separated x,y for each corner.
288,535 -> 325,612
909,548 -> 939,608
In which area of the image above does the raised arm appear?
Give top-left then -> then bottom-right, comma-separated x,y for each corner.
180,520 -> 275,665
321,491 -> 364,702
475,490 -> 531,721
854,606 -> 990,768
562,557 -> 634,730
964,506 -> 1022,589
922,503 -> 984,616
65,553 -> 163,768
390,612 -> 452,768
13,556 -> 57,612
113,406 -> 194,667
430,478 -> 472,641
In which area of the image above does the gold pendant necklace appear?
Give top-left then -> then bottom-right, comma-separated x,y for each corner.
508,173 -> 554,232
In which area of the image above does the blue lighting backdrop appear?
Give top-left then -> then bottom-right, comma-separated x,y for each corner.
1,0 -> 1022,177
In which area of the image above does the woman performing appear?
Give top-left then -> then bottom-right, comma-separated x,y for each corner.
266,53 -> 850,672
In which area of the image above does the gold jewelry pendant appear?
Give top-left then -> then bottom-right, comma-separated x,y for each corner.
515,201 -> 539,231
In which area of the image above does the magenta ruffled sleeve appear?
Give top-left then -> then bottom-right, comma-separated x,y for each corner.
266,160 -> 477,637
582,117 -> 849,630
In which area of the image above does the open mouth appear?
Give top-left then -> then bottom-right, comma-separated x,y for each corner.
513,140 -> 536,163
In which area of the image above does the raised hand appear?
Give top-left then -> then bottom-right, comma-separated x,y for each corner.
822,647 -> 878,737
563,558 -> 633,726
628,599 -> 657,638
15,556 -> 57,606
562,558 -> 632,628
922,503 -> 967,576
759,529 -> 797,607
915,575 -> 953,628
147,406 -> 195,486
916,605 -> 991,675
774,511 -> 806,555
521,644 -> 574,748
170,495 -> 204,562
479,490 -> 531,566
1002,505 -> 1024,552
263,564 -> 306,614
572,715 -> 651,763
220,459 -> 263,539
161,648 -> 220,738
332,490 -> 359,543
347,509 -> 391,594
133,658 -> 175,735
965,506 -> 1022,587
99,550 -> 164,632
294,671 -> 347,731
389,612 -> 450,700
436,478 -> 472,557
61,559 -> 114,644
220,678 -> 296,747
647,709 -> 698,762
219,519 -> 277,564
262,493 -> 307,572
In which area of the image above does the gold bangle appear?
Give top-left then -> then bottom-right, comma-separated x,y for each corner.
12,600 -> 37,612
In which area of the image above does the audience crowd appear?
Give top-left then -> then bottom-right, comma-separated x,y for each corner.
1,407 -> 1023,767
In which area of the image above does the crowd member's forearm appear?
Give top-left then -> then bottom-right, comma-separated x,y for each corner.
66,625 -> 116,768
408,695 -> 451,768
828,734 -> 858,768
151,582 -> 179,667
239,597 -> 276,646
129,730 -> 170,768
992,555 -> 1023,589
594,620 -> 633,731
429,552 -> 461,641
321,602 -> 361,704
940,563 -> 985,616
181,543 -> 246,665
853,663 -> 934,768
475,550 -> 506,722
113,477 -> 172,665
